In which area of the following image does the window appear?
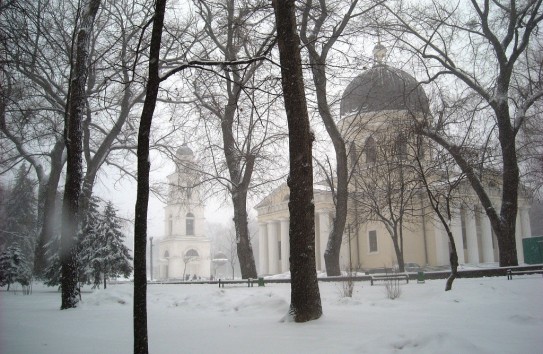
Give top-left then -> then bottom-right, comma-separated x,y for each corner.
164,250 -> 170,258
350,142 -> 358,167
186,212 -> 195,235
185,249 -> 199,258
168,215 -> 173,236
369,230 -> 378,253
365,137 -> 377,163
395,134 -> 407,160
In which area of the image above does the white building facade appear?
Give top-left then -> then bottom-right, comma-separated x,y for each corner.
158,145 -> 211,280
256,45 -> 533,275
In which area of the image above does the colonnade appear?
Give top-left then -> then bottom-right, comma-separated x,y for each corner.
434,205 -> 532,266
258,211 -> 332,275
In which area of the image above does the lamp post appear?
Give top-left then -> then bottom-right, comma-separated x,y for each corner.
150,237 -> 154,281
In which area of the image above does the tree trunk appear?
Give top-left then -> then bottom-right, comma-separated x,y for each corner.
133,0 -> 166,352
103,272 -> 107,289
34,140 -> 64,277
392,234 -> 405,273
221,91 -> 258,279
273,0 -> 322,323
310,60 -> 349,277
445,247 -> 459,292
60,0 -> 101,310
232,190 -> 257,278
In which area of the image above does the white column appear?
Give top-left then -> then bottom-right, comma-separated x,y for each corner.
258,223 -> 269,275
515,213 -> 525,264
465,208 -> 479,264
434,222 -> 449,266
280,219 -> 290,273
318,211 -> 330,272
451,209 -> 466,263
267,221 -> 279,274
480,215 -> 494,263
520,207 -> 532,238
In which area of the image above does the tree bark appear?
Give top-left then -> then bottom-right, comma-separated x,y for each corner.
133,0 -> 166,352
272,0 -> 322,323
60,0 -> 101,310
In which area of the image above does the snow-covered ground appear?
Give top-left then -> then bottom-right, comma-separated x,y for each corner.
1,276 -> 542,354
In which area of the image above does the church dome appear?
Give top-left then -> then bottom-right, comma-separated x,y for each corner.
177,143 -> 193,156
340,46 -> 429,116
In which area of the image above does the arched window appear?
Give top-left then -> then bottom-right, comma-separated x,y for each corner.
349,142 -> 358,167
365,137 -> 377,163
395,134 -> 407,160
168,214 -> 173,236
164,250 -> 170,258
186,212 -> 195,235
185,249 -> 199,258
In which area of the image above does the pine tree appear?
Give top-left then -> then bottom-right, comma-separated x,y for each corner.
97,202 -> 133,289
2,164 -> 37,262
0,245 -> 32,291
77,196 -> 103,287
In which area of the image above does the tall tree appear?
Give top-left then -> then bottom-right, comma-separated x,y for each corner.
60,0 -> 101,310
191,0 -> 277,279
382,0 -> 543,266
299,0 -> 382,276
272,0 -> 322,322
133,0 -> 167,351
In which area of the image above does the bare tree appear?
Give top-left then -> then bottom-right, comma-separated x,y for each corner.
299,0 -> 374,276
381,0 -> 543,266
412,140 -> 464,291
133,0 -> 166,352
351,128 -> 422,272
190,0 -> 278,279
272,0 -> 322,323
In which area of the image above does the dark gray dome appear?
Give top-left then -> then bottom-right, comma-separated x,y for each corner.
177,143 -> 193,156
340,64 -> 429,116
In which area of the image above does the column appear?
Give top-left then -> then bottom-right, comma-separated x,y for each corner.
465,208 -> 479,264
280,218 -> 290,273
258,223 -> 269,275
520,207 -> 532,238
433,223 -> 449,266
267,221 -> 279,274
318,211 -> 330,272
480,215 -> 494,263
515,213 -> 525,264
451,209 -> 466,263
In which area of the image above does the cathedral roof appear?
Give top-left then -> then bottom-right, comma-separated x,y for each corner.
340,44 -> 429,116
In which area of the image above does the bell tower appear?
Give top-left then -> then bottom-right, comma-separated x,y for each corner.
158,143 -> 211,280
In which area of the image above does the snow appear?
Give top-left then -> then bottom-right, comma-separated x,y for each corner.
1,276 -> 542,354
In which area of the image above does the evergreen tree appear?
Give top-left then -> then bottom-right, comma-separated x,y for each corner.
77,196 -> 103,287
43,234 -> 61,287
0,245 -> 32,291
2,164 -> 37,262
97,202 -> 132,289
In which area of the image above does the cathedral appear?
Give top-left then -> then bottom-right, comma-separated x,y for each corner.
158,144 -> 211,280
255,44 -> 533,275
